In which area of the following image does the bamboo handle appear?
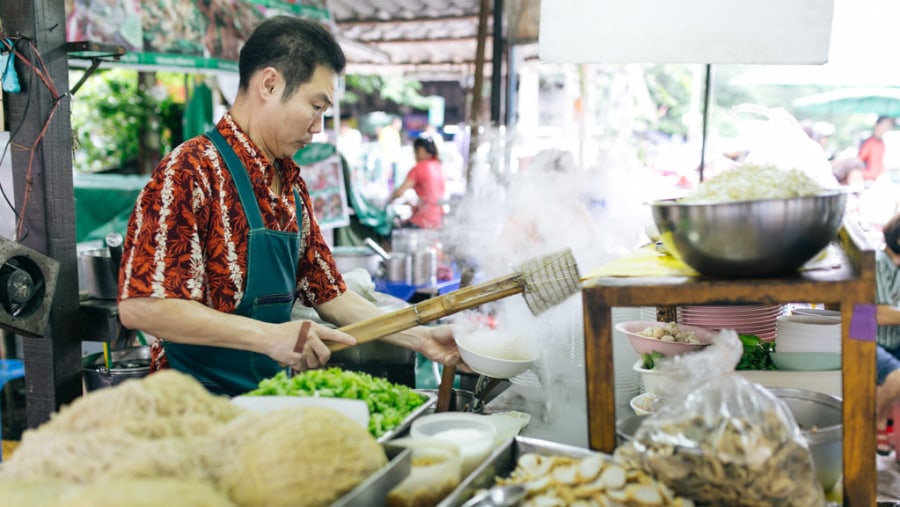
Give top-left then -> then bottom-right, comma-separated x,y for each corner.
436,362 -> 458,412
435,267 -> 476,412
328,272 -> 524,352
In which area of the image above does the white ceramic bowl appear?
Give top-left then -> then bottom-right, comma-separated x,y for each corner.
632,359 -> 689,395
455,330 -> 538,379
410,413 -> 497,476
630,392 -> 661,416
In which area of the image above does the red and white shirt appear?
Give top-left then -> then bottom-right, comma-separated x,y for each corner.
118,113 -> 346,311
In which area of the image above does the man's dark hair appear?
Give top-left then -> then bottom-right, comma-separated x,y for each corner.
885,213 -> 900,255
238,16 -> 346,101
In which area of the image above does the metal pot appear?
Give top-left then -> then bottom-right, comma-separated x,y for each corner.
79,248 -> 118,299
79,232 -> 123,300
412,248 -> 437,286
385,253 -> 412,283
82,345 -> 151,392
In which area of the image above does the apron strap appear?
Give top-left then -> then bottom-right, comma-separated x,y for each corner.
205,129 -> 264,230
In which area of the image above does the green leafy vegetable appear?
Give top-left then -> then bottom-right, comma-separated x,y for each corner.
736,334 -> 776,370
641,351 -> 665,370
248,368 -> 426,438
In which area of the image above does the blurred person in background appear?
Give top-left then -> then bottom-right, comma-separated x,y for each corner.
859,116 -> 896,184
872,212 -> 900,453
388,137 -> 445,229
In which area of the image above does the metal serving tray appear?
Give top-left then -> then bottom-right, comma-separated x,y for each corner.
332,443 -> 411,507
376,390 -> 437,443
437,436 -> 605,507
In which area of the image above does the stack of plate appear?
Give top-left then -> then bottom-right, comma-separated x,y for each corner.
677,304 -> 784,341
775,314 -> 841,353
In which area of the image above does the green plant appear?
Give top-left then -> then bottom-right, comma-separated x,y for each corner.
70,68 -> 177,173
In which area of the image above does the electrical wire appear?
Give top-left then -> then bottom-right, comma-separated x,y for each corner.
0,37 -> 66,241
0,38 -> 30,239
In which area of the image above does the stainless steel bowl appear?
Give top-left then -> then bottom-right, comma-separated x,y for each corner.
82,345 -> 151,392
615,387 -> 843,492
768,387 -> 842,492
650,192 -> 847,277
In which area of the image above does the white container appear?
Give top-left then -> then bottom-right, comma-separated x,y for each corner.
230,396 -> 369,429
632,359 -> 689,395
737,370 -> 842,398
410,413 -> 497,476
386,437 -> 462,506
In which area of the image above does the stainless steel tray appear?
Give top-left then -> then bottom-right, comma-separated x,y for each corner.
332,443 -> 411,507
376,390 -> 437,443
437,436 -> 605,507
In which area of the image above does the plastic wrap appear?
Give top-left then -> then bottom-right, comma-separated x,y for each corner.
615,330 -> 825,506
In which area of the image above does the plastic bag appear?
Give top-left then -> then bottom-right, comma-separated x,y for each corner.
1,40 -> 21,93
732,103 -> 838,190
615,330 -> 825,506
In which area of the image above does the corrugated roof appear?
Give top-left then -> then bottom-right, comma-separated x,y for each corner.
331,0 -> 537,79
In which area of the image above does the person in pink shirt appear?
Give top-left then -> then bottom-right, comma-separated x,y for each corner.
389,137 -> 446,229
858,115 -> 896,182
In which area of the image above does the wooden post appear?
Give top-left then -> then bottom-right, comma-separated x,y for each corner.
465,0 -> 491,187
1,0 -> 83,427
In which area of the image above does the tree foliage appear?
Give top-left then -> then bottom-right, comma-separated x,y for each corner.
343,74 -> 432,109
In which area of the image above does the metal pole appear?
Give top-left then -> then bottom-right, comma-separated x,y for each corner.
490,0 -> 504,124
505,45 -> 517,126
699,64 -> 713,182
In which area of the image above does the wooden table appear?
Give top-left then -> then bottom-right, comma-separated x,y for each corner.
581,219 -> 877,506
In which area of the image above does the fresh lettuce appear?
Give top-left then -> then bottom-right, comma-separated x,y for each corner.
248,368 -> 426,437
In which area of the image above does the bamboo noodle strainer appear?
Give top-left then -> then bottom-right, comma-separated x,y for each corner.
328,249 -> 582,352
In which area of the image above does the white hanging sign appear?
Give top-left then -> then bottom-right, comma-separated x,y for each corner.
539,0 -> 835,64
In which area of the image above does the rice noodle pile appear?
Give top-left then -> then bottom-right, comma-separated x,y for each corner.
219,406 -> 388,507
0,370 -> 389,507
42,368 -> 243,437
679,164 -> 825,204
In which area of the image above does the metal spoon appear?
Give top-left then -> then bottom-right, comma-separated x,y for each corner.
460,484 -> 527,507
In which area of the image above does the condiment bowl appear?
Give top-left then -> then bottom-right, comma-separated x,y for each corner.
650,192 -> 846,277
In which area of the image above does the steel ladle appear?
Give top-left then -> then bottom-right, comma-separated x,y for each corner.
460,484 -> 527,507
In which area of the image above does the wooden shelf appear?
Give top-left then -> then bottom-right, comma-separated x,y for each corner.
581,219 -> 877,506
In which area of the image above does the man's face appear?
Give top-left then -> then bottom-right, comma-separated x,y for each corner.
263,66 -> 335,159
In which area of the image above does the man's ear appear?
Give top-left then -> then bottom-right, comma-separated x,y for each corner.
257,67 -> 280,99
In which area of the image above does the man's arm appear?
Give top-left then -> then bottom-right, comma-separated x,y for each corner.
119,297 -> 356,370
878,304 -> 900,327
316,290 -> 462,366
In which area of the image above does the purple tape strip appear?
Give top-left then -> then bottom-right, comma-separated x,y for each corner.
849,304 -> 877,341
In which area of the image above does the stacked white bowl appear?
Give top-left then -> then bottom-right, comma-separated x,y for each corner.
775,314 -> 841,353
612,307 -> 643,416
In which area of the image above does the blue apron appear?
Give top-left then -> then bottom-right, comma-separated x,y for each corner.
164,129 -> 302,396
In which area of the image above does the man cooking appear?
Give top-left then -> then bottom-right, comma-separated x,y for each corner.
117,16 -> 462,396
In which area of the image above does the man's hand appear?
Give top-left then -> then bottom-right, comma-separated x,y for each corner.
268,320 -> 356,372
417,324 -> 470,372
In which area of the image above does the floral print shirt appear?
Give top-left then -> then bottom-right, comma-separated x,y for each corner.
118,113 -> 346,312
